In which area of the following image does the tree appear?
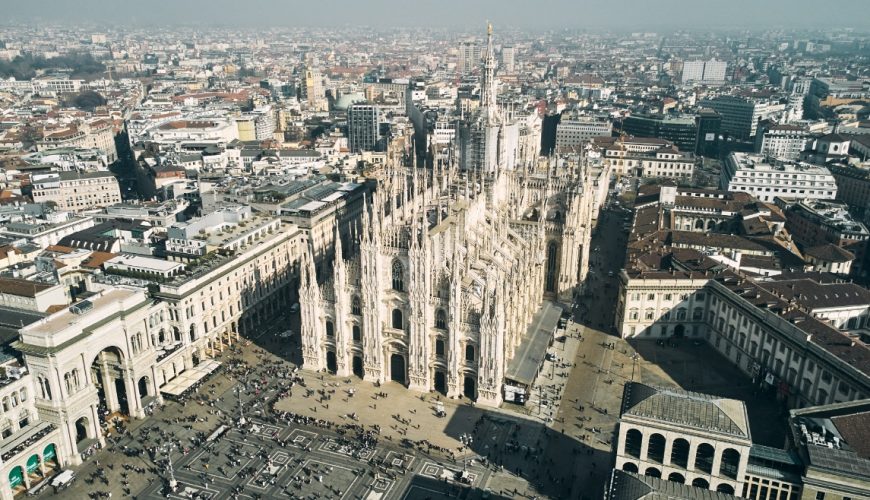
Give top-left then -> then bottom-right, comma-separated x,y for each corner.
68,90 -> 107,111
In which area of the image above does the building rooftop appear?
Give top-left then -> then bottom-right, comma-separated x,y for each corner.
605,470 -> 740,500
620,382 -> 751,440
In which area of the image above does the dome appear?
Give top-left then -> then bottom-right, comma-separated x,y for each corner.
334,92 -> 366,111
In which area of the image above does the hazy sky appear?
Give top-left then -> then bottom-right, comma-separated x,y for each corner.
5,0 -> 870,29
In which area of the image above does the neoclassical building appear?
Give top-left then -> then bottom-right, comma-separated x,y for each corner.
13,218 -> 304,467
615,382 -> 752,496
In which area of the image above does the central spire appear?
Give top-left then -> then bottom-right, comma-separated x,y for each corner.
481,23 -> 497,117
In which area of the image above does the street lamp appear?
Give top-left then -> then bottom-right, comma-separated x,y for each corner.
630,354 -> 640,382
459,433 -> 473,471
161,442 -> 177,493
236,372 -> 248,426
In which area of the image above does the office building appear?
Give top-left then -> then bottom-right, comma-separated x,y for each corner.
458,41 -> 481,74
347,103 -> 380,153
501,45 -> 515,73
721,153 -> 837,203
754,123 -> 810,161
621,114 -> 698,153
700,96 -> 778,141
31,171 -> 122,212
682,59 -> 727,85
555,118 -> 612,151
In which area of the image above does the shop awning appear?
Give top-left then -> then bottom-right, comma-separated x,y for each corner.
160,360 -> 222,397
505,302 -> 562,387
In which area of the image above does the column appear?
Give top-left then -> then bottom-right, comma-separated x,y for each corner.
711,448 -> 723,479
686,441 -> 698,471
150,365 -> 164,405
639,431 -> 650,462
100,361 -> 119,412
663,438 -> 674,467
124,371 -> 144,419
617,426 -> 628,456
65,420 -> 82,466
1,474 -> 15,500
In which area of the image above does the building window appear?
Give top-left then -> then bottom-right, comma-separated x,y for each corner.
392,260 -> 405,292
392,309 -> 403,330
815,493 -> 825,500
436,310 -> 447,330
352,325 -> 361,342
352,296 -> 361,315
325,321 -> 334,338
436,339 -> 445,356
465,344 -> 475,362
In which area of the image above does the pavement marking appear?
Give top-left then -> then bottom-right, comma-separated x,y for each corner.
319,437 -> 376,461
402,485 -> 447,500
166,482 -> 220,499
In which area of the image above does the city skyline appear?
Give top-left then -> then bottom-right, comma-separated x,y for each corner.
5,0 -> 870,29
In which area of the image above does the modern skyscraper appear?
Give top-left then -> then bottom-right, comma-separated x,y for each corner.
347,103 -> 380,152
458,41 -> 482,74
681,59 -> 727,84
501,45 -> 515,73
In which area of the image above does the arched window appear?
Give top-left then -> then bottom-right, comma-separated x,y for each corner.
2,397 -> 9,412
352,296 -> 361,315
325,321 -> 334,338
716,484 -> 735,495
435,339 -> 445,356
695,443 -> 715,474
647,434 -> 666,463
644,467 -> 661,478
670,438 -> 690,468
352,325 -> 361,342
392,260 -> 405,292
465,344 -> 475,362
667,472 -> 685,484
190,325 -> 197,342
719,448 -> 741,479
392,309 -> 403,330
691,478 -> 709,489
37,377 -> 51,401
19,389 -> 26,402
625,428 -> 642,458
436,310 -> 447,330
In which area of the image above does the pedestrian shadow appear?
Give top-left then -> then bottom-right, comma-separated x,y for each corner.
437,404 -> 611,499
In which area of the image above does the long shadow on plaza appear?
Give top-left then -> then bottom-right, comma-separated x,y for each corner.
440,404 -> 610,499
240,312 -> 304,366
628,339 -> 789,448
399,474 -> 513,500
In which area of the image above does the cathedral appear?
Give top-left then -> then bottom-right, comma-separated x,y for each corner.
299,26 -> 598,407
